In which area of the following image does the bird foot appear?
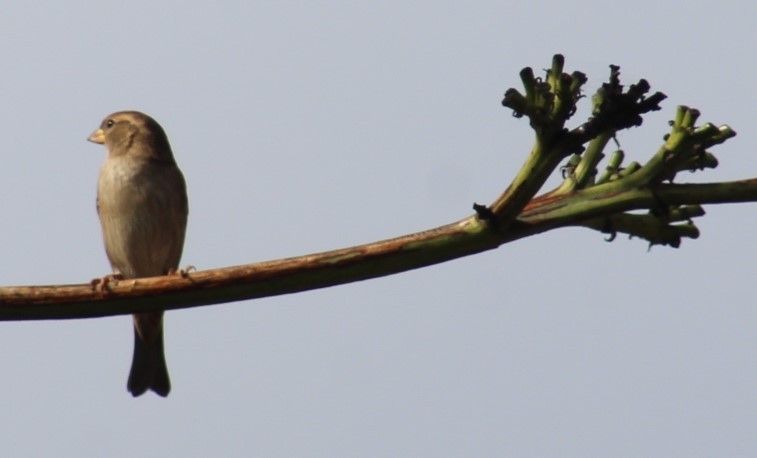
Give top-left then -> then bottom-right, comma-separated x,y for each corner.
168,265 -> 196,279
91,273 -> 125,292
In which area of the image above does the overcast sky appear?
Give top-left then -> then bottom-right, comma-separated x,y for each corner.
1,1 -> 756,457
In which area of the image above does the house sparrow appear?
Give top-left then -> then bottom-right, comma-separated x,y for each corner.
88,111 -> 188,397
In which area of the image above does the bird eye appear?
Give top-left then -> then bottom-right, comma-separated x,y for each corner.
106,119 -> 114,128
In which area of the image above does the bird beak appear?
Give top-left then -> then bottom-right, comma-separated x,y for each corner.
88,129 -> 105,144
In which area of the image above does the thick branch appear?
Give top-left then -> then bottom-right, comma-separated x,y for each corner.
0,218 -> 493,320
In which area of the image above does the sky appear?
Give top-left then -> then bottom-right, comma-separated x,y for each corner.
1,1 -> 756,456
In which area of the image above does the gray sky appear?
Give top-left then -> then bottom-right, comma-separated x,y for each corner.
1,1 -> 756,456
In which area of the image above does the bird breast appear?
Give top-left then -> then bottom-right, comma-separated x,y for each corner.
97,156 -> 188,279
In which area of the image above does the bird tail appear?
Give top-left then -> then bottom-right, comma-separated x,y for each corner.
127,312 -> 171,397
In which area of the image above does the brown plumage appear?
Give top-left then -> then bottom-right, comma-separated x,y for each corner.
88,111 -> 188,397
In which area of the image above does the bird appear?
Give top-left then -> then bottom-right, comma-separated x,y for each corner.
88,111 -> 188,397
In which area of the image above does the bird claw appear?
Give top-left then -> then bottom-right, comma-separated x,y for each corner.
91,273 -> 124,292
168,265 -> 196,279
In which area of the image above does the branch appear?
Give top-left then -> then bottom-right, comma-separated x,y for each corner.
2,54 -> 755,320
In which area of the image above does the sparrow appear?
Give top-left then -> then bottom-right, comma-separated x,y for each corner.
88,111 -> 188,397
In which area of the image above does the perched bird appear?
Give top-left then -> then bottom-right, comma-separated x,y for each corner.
88,111 -> 188,397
